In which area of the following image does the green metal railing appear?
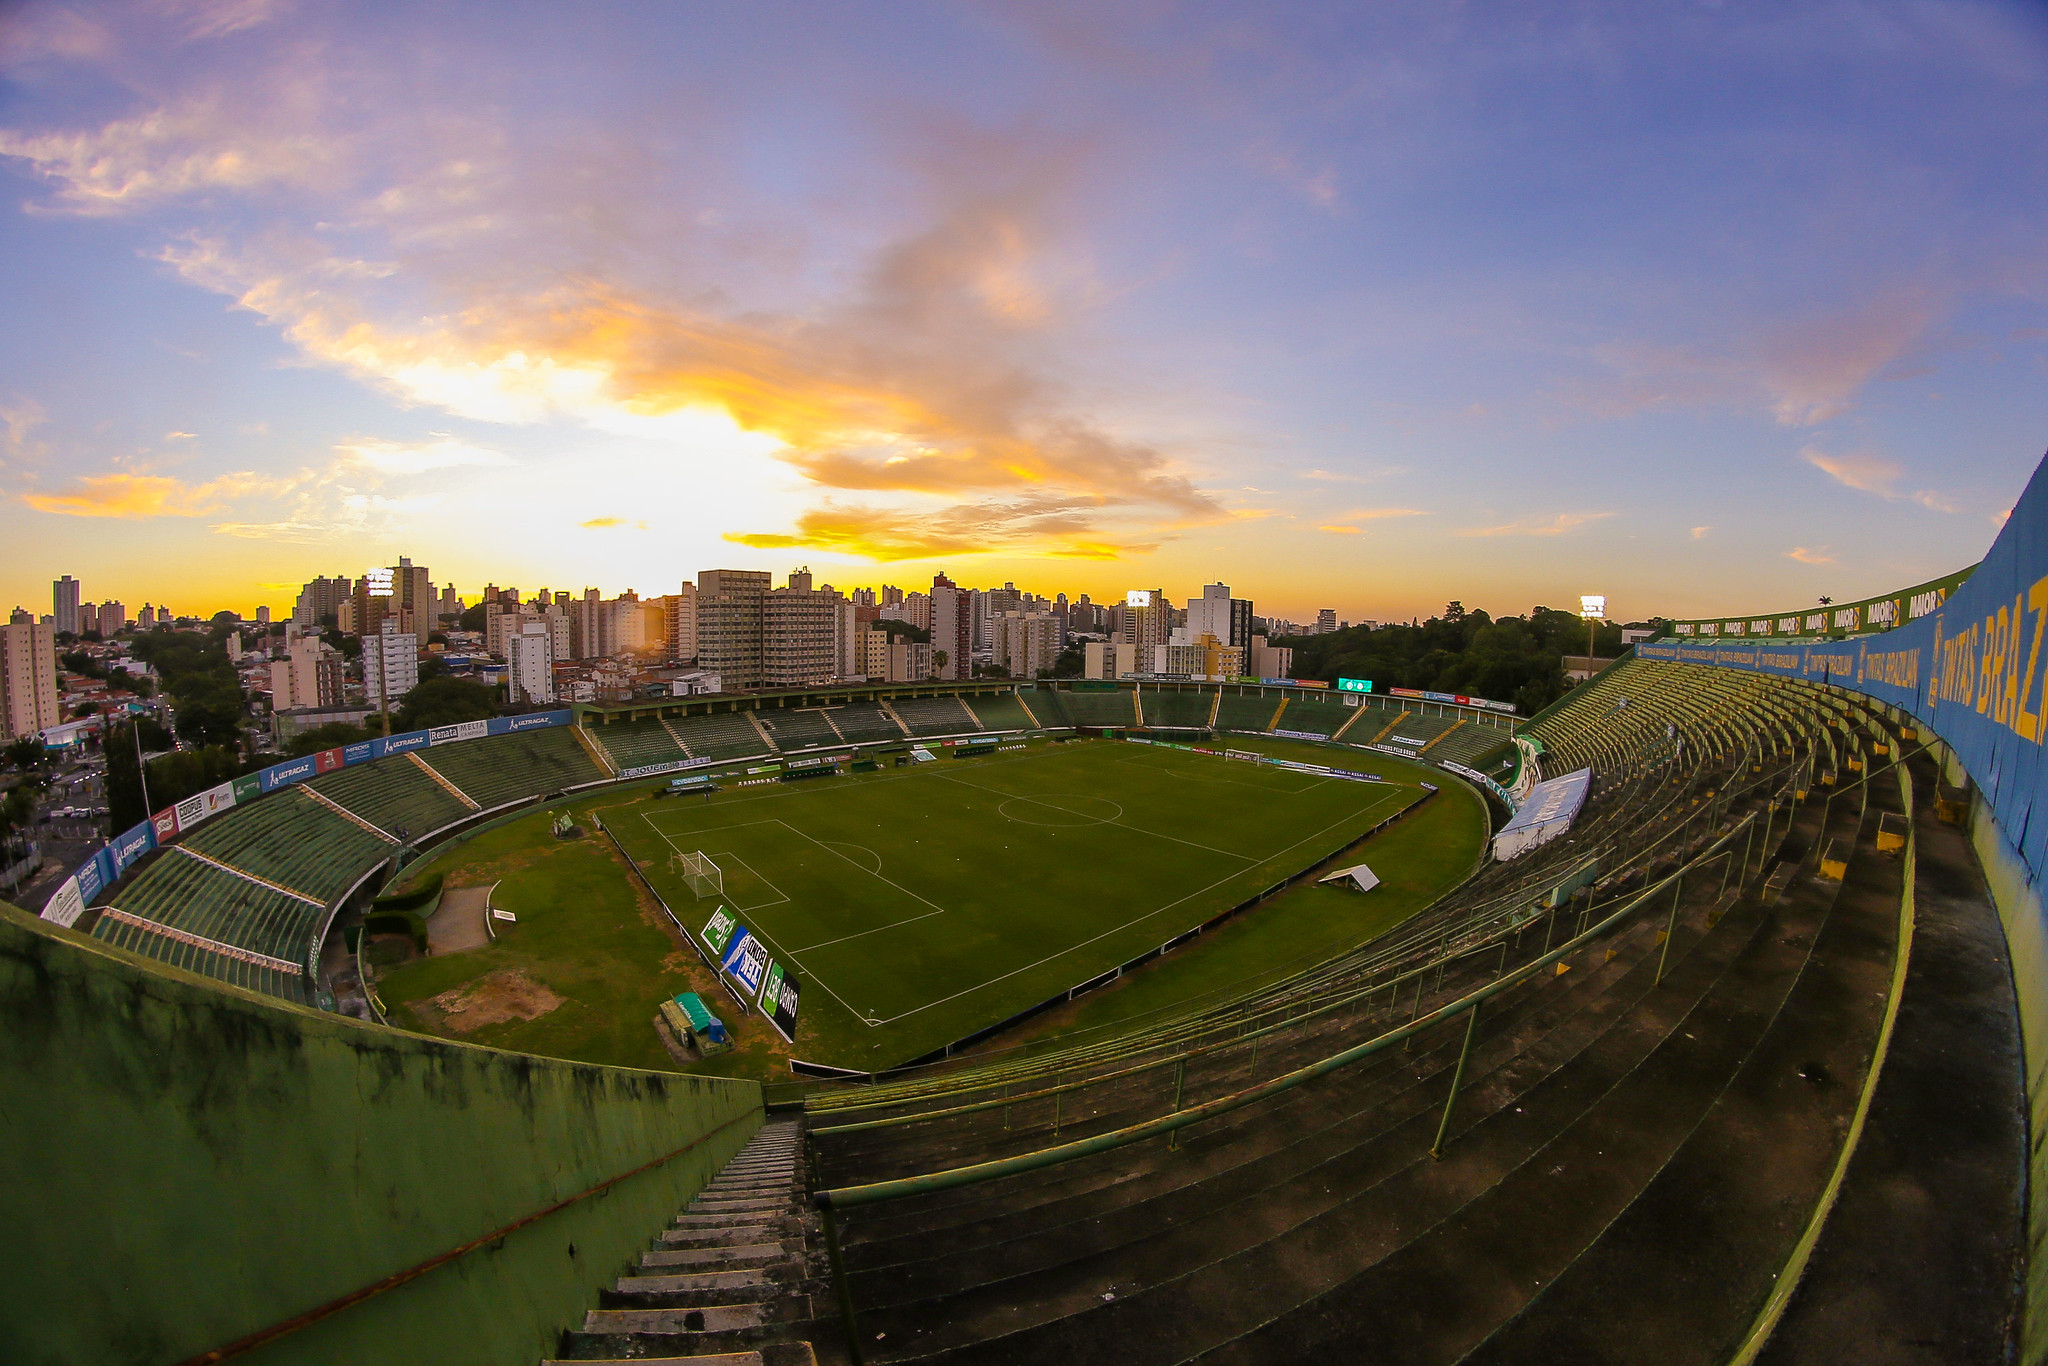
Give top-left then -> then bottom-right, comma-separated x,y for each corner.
808,796 -> 1793,1362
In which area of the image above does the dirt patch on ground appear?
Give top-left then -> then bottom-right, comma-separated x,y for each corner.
426,885 -> 493,955
426,969 -> 565,1033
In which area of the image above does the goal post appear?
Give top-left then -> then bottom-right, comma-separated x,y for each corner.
673,850 -> 724,900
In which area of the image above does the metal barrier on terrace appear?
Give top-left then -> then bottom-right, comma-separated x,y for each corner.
805,738 -> 1922,1364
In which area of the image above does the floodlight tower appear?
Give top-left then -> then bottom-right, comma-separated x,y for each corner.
1579,594 -> 1606,676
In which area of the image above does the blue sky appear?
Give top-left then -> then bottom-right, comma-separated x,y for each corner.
1,0 -> 2043,623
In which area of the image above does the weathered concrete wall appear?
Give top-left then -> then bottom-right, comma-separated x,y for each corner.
0,900 -> 761,1366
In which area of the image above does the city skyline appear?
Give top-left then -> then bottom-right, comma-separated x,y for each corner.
2,3 -> 2045,623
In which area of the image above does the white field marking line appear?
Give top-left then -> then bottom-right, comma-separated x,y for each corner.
863,787 -> 1404,1027
775,820 -> 958,953
699,851 -> 792,914
1124,755 -> 1337,797
933,769 -> 1264,863
820,840 -> 883,875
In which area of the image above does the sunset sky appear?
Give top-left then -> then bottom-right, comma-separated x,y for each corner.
2,1 -> 2045,625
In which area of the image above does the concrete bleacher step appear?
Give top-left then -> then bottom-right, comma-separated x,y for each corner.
552,1120 -> 817,1364
828,888 -> 1781,1361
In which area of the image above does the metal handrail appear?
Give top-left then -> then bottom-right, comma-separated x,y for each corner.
807,747 -> 1797,1122
807,801 -> 1795,1364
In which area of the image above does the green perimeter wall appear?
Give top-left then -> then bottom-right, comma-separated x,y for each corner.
0,900 -> 762,1366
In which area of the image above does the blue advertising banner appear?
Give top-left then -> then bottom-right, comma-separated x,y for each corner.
494,709 -> 572,734
258,753 -> 321,793
342,740 -> 375,766
371,729 -> 431,760
108,820 -> 156,875
721,928 -> 771,997
1640,447 -> 2048,888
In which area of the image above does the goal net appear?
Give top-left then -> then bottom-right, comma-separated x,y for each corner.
673,850 -> 724,900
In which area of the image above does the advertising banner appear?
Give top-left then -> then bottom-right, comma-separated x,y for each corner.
175,780 -> 238,834
759,960 -> 801,1042
313,747 -> 345,774
232,774 -> 262,804
72,847 -> 114,905
620,756 -> 717,780
41,876 -> 86,927
1337,678 -> 1373,693
495,709 -> 572,734
699,906 -> 738,957
1271,729 -> 1328,742
429,719 -> 490,746
151,808 -> 178,841
721,929 -> 771,997
1665,564 -> 1974,640
342,740 -> 375,767
109,820 -> 156,876
259,754 -> 320,793
371,730 -> 431,760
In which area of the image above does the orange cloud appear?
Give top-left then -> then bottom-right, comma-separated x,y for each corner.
1458,511 -> 1614,537
21,469 -> 287,518
581,516 -> 647,529
1318,524 -> 1363,535
725,494 -> 1159,561
1785,545 -> 1836,564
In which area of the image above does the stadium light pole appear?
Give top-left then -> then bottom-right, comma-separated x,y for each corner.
1579,595 -> 1606,682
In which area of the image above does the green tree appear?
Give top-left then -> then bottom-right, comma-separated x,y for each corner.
392,676 -> 498,731
285,722 -> 375,757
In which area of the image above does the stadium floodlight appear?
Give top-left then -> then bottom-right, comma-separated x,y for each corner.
364,567 -> 395,599
1578,595 -> 1606,620
673,850 -> 724,900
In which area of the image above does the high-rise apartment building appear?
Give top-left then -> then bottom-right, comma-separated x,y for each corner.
1118,589 -> 1170,650
268,636 -> 344,710
97,601 -> 126,637
507,622 -> 556,705
0,620 -> 58,740
1183,583 -> 1254,649
361,620 -> 420,711
661,584 -> 699,661
695,569 -> 773,690
764,573 -> 842,688
391,557 -> 434,643
930,574 -> 972,681
292,576 -> 354,628
52,576 -> 79,636
995,611 -> 1059,679
1315,608 -> 1337,634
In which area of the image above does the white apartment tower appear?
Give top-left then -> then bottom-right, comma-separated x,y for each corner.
361,619 -> 420,711
508,621 -> 557,704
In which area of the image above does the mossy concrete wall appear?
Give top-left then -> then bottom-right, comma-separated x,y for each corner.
0,900 -> 761,1366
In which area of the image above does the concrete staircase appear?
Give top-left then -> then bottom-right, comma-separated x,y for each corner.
547,1119 -> 818,1365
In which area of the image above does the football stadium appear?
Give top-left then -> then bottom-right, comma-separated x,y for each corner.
9,448 -> 2048,1363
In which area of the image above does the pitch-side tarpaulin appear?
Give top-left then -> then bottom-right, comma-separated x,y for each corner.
1318,863 -> 1381,892
1492,767 -> 1594,862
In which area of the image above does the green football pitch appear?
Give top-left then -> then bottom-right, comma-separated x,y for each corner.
597,737 -> 1447,1070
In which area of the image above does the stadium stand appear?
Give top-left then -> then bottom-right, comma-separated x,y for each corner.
1214,690 -> 1285,733
1016,688 -> 1070,729
824,701 -> 908,743
1056,687 -> 1140,728
571,655 -> 2021,1366
960,692 -> 1034,732
1425,723 -> 1519,778
587,718 -> 691,771
306,754 -> 473,839
93,853 -> 324,980
1136,687 -> 1213,729
418,727 -> 607,809
755,706 -> 844,752
1271,690 -> 1352,737
665,710 -> 773,760
893,695 -> 983,737
180,787 -> 394,904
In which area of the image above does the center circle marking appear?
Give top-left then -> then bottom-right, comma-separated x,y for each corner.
997,794 -> 1124,827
